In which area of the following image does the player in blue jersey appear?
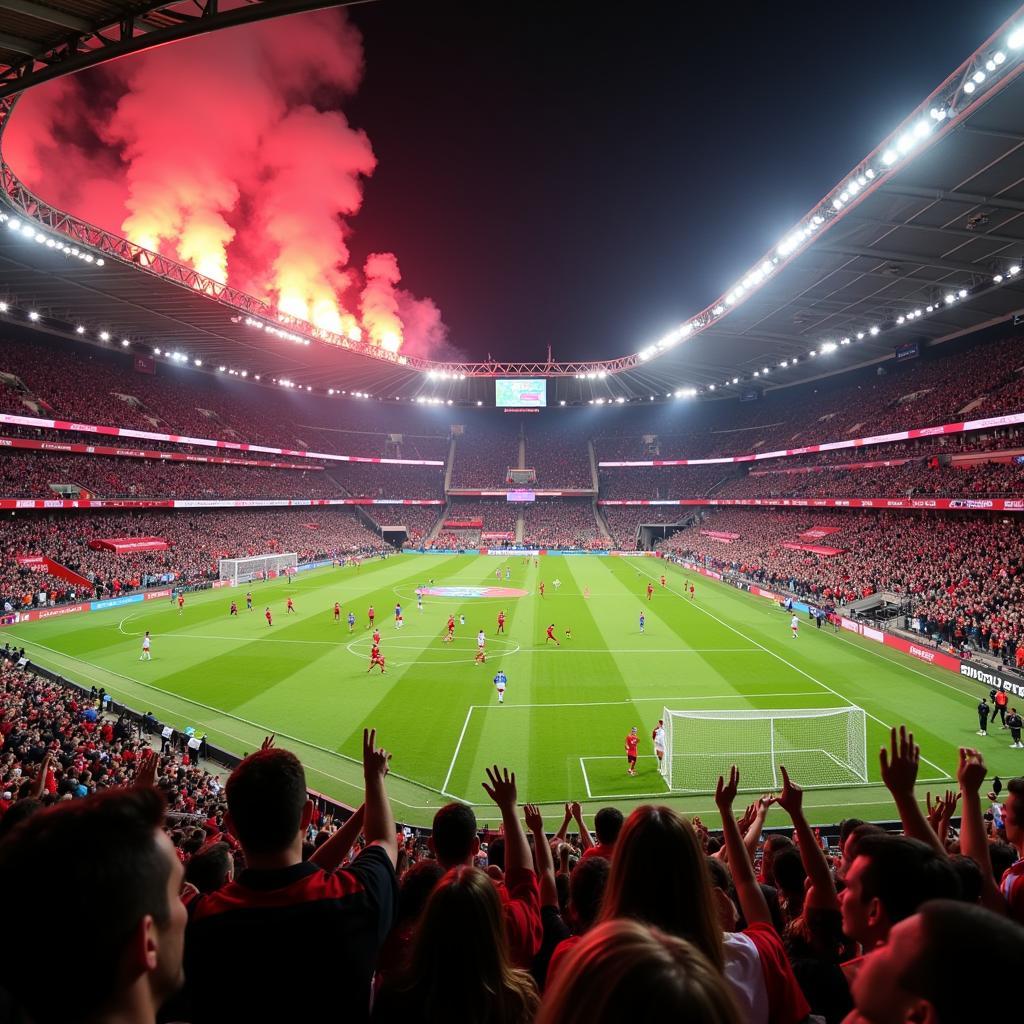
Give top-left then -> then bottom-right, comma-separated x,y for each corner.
347,610 -> 356,633
493,668 -> 507,703
639,611 -> 646,634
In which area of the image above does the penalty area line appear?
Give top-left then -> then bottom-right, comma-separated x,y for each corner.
442,706 -> 475,798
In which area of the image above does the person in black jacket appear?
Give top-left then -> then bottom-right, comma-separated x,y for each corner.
977,698 -> 991,737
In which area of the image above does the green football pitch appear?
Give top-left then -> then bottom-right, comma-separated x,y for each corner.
4,554 -> 1017,828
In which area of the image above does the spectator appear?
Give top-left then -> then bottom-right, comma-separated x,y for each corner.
0,787 -> 186,1024
182,730 -> 398,1023
845,900 -> 1024,1024
537,919 -> 743,1024
372,866 -> 540,1023
545,853 -> 610,984
581,806 -> 623,861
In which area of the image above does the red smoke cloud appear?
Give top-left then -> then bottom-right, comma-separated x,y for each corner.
3,10 -> 447,355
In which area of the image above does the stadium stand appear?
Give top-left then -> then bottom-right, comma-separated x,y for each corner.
522,500 -> 602,548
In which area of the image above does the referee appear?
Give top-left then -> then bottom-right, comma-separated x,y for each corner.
977,697 -> 991,737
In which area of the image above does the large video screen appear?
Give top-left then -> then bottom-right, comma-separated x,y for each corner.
496,378 -> 547,408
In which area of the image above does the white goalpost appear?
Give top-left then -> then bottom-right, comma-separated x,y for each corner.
661,706 -> 868,793
218,552 -> 299,586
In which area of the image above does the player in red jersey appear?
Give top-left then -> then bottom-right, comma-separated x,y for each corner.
545,623 -> 560,646
334,601 -> 341,622
372,628 -> 381,647
368,644 -> 386,674
265,607 -> 272,627
496,609 -> 506,635
367,605 -> 375,630
660,574 -> 666,588
646,582 -> 654,601
286,597 -> 295,614
445,615 -> 455,643
229,601 -> 238,617
539,581 -> 545,598
689,583 -> 695,601
178,594 -> 185,615
625,727 -> 639,776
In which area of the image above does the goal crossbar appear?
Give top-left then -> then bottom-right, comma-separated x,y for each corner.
218,552 -> 299,586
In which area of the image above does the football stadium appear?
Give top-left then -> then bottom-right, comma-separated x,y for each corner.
1,4 -> 1024,1022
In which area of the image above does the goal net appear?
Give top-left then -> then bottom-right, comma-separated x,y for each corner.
661,706 -> 867,793
218,552 -> 299,586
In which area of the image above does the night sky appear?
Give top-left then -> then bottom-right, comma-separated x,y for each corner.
342,1 -> 1022,363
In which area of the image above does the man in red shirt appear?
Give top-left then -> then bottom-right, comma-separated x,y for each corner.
625,727 -> 639,775
372,628 -> 381,647
184,731 -> 397,1022
445,615 -> 455,643
496,609 -> 505,635
545,623 -> 560,646
539,581 -> 545,598
264,607 -> 272,627
334,601 -> 341,622
178,593 -> 185,615
367,604 -> 375,630
427,768 -> 542,968
660,574 -> 666,587
286,597 -> 295,614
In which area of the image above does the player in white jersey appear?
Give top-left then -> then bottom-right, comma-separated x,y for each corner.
652,719 -> 666,770
475,629 -> 487,664
790,614 -> 799,639
139,630 -> 152,661
552,578 -> 562,590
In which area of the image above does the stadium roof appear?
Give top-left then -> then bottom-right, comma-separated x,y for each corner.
0,0 -> 355,98
0,7 -> 1022,407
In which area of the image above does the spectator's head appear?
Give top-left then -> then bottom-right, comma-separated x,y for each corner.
537,919 -> 742,1024
184,841 -> 234,894
487,836 -> 506,872
568,855 -> 610,931
600,805 -> 724,970
594,807 -> 624,847
1005,777 -> 1024,851
225,748 -> 312,858
771,846 -> 807,907
848,900 -> 1024,1024
946,855 -> 982,905
840,822 -> 886,876
989,840 -> 1016,881
429,802 -> 479,868
840,836 -> 961,949
401,866 -> 538,1019
396,860 -> 444,926
0,788 -> 186,1023
761,833 -> 795,885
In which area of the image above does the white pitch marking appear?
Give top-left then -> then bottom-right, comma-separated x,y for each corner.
441,706 -> 475,797
579,757 -> 593,799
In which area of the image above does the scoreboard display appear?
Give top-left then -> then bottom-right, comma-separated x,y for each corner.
495,379 -> 547,408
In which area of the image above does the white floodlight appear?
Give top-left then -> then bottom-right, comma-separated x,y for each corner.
822,341 -> 838,354
958,288 -> 968,298
1009,265 -> 1020,276
27,311 -> 39,321
972,70 -> 986,84
99,331 -> 110,341
964,80 -> 976,94
122,339 -> 130,347
869,326 -> 880,336
75,325 -> 84,334
882,150 -> 898,166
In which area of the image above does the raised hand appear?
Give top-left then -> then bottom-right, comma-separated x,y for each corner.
27,750 -> 54,800
569,800 -> 583,820
523,803 -> 544,834
135,747 -> 159,789
737,802 -> 758,834
880,725 -> 919,798
261,734 -> 276,751
776,765 -> 804,817
715,764 -> 740,811
482,765 -> 518,811
957,747 -> 987,795
362,728 -> 391,779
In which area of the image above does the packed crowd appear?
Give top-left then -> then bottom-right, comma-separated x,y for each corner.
368,505 -> 443,548
1,649 -> 1020,1023
664,509 -> 1024,661
524,422 -> 595,488
599,465 -> 736,499
327,461 -> 445,499
446,500 -> 520,534
714,458 -> 1024,501
0,509 -> 385,610
521,501 -> 603,548
450,424 -> 521,487
0,449 -> 340,499
601,506 -> 692,548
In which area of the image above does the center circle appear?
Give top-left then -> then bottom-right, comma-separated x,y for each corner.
419,585 -> 529,598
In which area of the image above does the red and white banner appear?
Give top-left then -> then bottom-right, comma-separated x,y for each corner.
14,555 -> 92,589
781,542 -> 846,556
750,458 -> 909,476
700,530 -> 740,542
447,489 -> 593,497
598,497 -> 1024,512
481,531 -> 515,540
0,497 -> 444,510
0,435 -> 321,471
599,410 -> 1024,468
0,413 -> 444,466
444,519 -> 483,529
89,537 -> 169,554
799,526 -> 842,539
